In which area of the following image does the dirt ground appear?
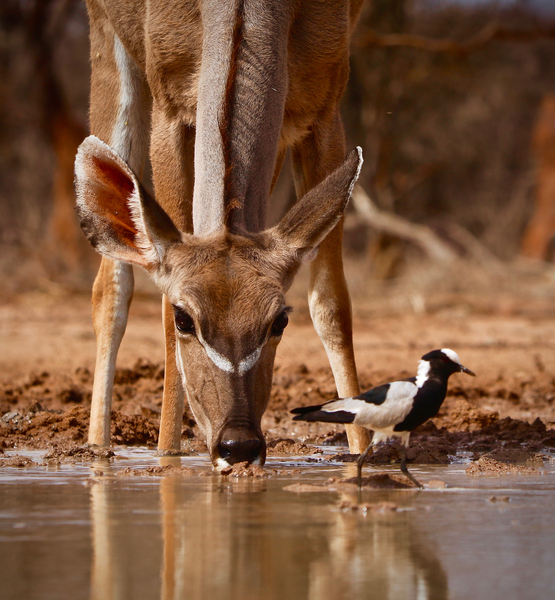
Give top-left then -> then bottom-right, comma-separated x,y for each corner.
1,268 -> 555,466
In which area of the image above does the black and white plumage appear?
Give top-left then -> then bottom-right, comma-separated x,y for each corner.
291,349 -> 475,487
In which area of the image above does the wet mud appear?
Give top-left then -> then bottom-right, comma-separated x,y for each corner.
1,358 -> 555,472
2,292 -> 555,477
465,456 -> 540,476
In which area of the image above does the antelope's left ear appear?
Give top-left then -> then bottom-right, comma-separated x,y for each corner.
74,135 -> 182,270
271,147 -> 363,259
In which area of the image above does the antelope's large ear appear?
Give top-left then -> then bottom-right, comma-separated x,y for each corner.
74,135 -> 182,270
272,147 -> 363,258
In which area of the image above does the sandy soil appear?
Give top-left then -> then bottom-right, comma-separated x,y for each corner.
1,286 -> 555,466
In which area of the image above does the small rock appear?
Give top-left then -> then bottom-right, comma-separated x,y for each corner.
283,483 -> 326,493
0,455 -> 37,467
488,495 -> 510,503
2,412 -> 19,423
466,456 -> 538,476
426,479 -> 447,489
340,500 -> 399,513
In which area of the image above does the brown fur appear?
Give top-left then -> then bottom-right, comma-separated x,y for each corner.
76,0 -> 370,462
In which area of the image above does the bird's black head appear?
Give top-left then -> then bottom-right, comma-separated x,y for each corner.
420,348 -> 475,379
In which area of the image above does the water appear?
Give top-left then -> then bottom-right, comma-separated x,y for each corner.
1,448 -> 554,600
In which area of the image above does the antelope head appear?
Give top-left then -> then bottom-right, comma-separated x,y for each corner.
75,136 -> 362,467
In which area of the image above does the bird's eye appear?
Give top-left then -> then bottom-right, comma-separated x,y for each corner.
173,306 -> 195,335
271,310 -> 289,337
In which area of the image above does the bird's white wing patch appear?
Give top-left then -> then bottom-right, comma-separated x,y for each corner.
320,382 -> 416,430
321,398 -> 367,414
353,381 -> 417,430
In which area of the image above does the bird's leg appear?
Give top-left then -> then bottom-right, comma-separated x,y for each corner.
356,441 -> 375,488
399,445 -> 423,489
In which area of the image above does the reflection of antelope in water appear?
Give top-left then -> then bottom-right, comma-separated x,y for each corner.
75,0 -> 369,467
88,468 -> 448,600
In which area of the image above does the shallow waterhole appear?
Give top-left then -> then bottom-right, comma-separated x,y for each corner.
1,446 -> 554,600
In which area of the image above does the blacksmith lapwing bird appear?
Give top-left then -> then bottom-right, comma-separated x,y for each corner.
291,349 -> 475,488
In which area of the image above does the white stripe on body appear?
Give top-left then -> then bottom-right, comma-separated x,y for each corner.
192,3 -> 239,235
112,35 -> 149,172
85,35 -> 149,447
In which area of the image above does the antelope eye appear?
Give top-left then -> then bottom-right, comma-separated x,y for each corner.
271,310 -> 289,337
173,306 -> 195,335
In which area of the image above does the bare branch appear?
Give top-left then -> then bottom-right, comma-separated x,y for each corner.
446,222 -> 505,271
356,23 -> 555,55
350,184 -> 457,263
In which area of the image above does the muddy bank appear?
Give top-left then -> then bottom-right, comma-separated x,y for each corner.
1,359 -> 555,465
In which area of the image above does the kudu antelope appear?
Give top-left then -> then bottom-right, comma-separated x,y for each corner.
75,0 -> 369,467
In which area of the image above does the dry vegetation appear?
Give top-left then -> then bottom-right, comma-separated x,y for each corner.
1,0 -> 555,295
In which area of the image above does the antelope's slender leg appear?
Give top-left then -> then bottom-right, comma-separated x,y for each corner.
87,18 -> 150,446
149,107 -> 195,453
158,295 -> 185,453
89,259 -> 134,446
292,108 -> 370,455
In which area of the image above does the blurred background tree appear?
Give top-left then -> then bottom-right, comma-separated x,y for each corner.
0,0 -> 92,293
1,0 -> 554,298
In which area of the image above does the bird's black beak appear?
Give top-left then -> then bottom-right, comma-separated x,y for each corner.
459,364 -> 476,377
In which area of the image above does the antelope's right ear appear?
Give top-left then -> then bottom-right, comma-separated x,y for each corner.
74,136 -> 182,270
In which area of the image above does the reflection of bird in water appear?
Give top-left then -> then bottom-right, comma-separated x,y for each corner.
292,349 -> 475,488
309,503 -> 450,600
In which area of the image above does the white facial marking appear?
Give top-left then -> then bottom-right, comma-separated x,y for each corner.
238,346 -> 263,375
415,360 -> 431,388
176,343 -> 188,385
214,454 -> 262,472
197,335 -> 235,373
196,332 -> 262,375
441,348 -> 461,364
215,457 -> 232,471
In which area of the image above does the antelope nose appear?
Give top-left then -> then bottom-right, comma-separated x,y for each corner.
218,437 -> 262,464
